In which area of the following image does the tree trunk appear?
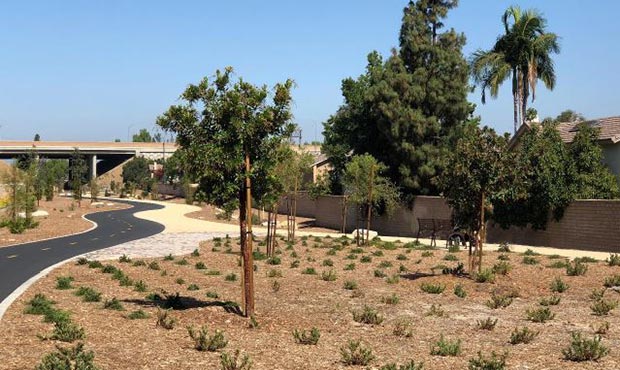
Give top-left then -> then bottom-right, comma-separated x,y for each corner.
366,164 -> 375,246
292,178 -> 298,241
512,70 -> 519,134
239,151 -> 255,317
341,196 -> 348,234
478,192 -> 485,273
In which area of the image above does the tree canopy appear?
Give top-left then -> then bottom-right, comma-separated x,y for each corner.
323,0 -> 471,200
132,129 -> 154,142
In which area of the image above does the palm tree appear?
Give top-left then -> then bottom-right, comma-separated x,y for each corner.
471,6 -> 560,133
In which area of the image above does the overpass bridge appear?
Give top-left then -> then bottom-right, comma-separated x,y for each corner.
0,141 -> 177,178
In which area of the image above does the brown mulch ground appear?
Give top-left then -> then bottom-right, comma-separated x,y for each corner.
184,202 -> 339,234
0,198 -> 130,248
2,238 -> 620,369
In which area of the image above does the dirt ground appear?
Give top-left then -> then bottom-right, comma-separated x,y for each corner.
0,197 -> 130,248
2,237 -> 620,369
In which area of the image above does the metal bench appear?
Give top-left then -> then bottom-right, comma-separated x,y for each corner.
416,218 -> 453,247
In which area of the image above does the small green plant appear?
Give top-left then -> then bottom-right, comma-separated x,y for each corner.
562,332 -> 608,362
523,249 -> 540,256
574,256 -> 597,263
344,263 -> 356,271
497,242 -> 511,253
352,305 -> 384,325
360,255 -> 372,263
430,335 -> 461,356
40,321 -> 86,343
486,294 -> 513,309
188,284 -> 200,291
195,261 -> 207,270
75,287 -> 101,302
443,254 -> 458,261
267,256 -> 281,265
76,257 -> 89,265
510,326 -> 538,344
340,339 -> 375,366
372,250 -> 384,257
87,260 -> 103,269
386,274 -> 400,284
148,261 -> 161,270
381,293 -> 399,305
187,325 -> 228,351
476,317 -> 498,331
522,256 -> 538,265
163,254 -> 174,261
267,269 -> 282,278
35,343 -> 99,370
103,297 -> 124,311
420,282 -> 445,294
220,350 -> 252,370
392,317 -> 413,337
206,291 -> 220,299
176,278 -> 186,285
603,274 -> 620,287
293,327 -> 321,345
43,309 -> 71,325
119,254 -> 131,263
526,307 -> 555,323
425,304 -> 446,317
590,288 -> 606,301
290,260 -> 300,268
133,280 -> 147,292
492,261 -> 511,276
468,351 -> 508,370
374,269 -> 387,278
474,269 -> 496,283
497,254 -> 510,261
321,270 -> 337,281
607,253 -> 620,266
127,309 -> 150,320
191,248 -> 201,257
454,284 -> 467,298
55,276 -> 74,290
593,321 -> 610,335
302,267 -> 317,275
322,259 -> 334,267
225,273 -> 238,282
421,251 -> 434,258
175,258 -> 189,266
442,262 -> 466,276
548,260 -> 569,269
566,260 -> 588,276
550,277 -> 569,293
590,299 -> 618,316
207,269 -> 221,275
343,280 -> 358,290
156,308 -> 176,329
448,244 -> 461,253
132,260 -> 146,267
539,295 -> 561,306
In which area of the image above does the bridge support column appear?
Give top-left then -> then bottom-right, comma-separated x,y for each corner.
89,154 -> 97,179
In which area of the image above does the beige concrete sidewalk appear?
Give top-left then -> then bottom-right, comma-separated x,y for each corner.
128,198 -> 613,261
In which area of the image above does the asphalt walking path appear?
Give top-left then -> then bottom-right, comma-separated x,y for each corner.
0,200 -> 165,303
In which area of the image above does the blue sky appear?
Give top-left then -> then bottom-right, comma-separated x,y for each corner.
0,1 -> 618,141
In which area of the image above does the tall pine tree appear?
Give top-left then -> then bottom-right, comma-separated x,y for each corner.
323,0 -> 471,200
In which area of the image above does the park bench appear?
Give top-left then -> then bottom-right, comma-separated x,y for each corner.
416,218 -> 453,247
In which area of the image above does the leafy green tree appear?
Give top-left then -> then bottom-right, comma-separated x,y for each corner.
471,6 -> 560,132
70,149 -> 88,207
89,179 -> 100,202
525,107 -> 538,122
277,146 -> 314,241
569,123 -> 620,199
43,159 -> 68,200
121,157 -> 151,192
323,0 -> 470,199
441,123 -> 510,272
554,109 -> 585,123
34,133 -> 41,141
156,67 -> 294,317
132,128 -> 154,142
343,154 -> 399,245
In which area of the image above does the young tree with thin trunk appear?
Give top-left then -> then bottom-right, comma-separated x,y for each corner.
156,67 -> 294,317
70,149 -> 87,207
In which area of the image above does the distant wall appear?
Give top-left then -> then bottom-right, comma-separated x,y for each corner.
276,192 -> 317,218
487,199 -> 620,252
158,183 -> 185,197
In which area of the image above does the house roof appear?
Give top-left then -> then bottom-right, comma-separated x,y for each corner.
557,116 -> 620,144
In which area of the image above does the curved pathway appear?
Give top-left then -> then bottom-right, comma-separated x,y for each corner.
0,200 -> 165,304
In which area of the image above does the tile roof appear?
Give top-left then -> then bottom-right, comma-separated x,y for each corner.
557,116 -> 620,144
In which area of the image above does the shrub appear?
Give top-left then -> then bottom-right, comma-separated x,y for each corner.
381,293 -> 399,305
101,264 -> 117,274
302,267 -> 317,275
148,261 -> 160,270
24,294 -> 55,315
127,310 -> 149,320
43,309 -> 71,325
474,269 -> 496,283
163,254 -> 174,261
497,242 -> 511,253
420,282 -> 445,294
539,295 -> 561,306
75,257 -> 89,265
271,280 -> 281,292
523,249 -> 540,256
133,280 -> 147,292
41,321 -> 86,342
293,327 -> 320,345
379,361 -> 424,370
448,244 -> 461,253
266,256 -> 281,265
267,269 -> 282,278
421,251 -> 434,258
35,343 -> 99,370
593,321 -> 610,335
607,253 -> 620,267
425,304 -> 446,317
393,317 -> 413,337
430,335 -> 461,356
522,256 -> 538,265
156,309 -> 176,329
132,260 -> 146,267
454,284 -> 467,298
374,269 -> 387,278
526,307 -> 555,323
322,258 -> 334,267
118,275 -> 133,287
176,278 -> 186,285
603,274 -> 620,287
476,317 -> 498,331
399,264 -> 408,273
321,270 -> 337,281
195,261 -> 207,270
344,263 -> 356,271
343,280 -> 358,290
510,326 -> 538,344
175,258 -> 189,266
207,269 -> 221,276
562,332 -> 608,362
492,262 -> 511,276
220,350 -> 252,370
75,287 -> 101,302
290,260 -> 300,268
360,255 -> 372,263
442,262 -> 466,276
590,288 -> 606,301
225,273 -> 238,282
87,260 -> 103,269
550,277 -> 569,293
468,351 -> 508,370
372,250 -> 384,257
443,254 -> 458,261
486,294 -> 513,309
55,276 -> 74,290
352,305 -> 384,325
574,256 -> 597,263
187,325 -> 228,351
497,254 -> 510,261
103,298 -> 124,311
326,248 -> 336,256
590,299 -> 618,316
188,284 -> 200,291
548,260 -> 569,269
162,292 -> 185,310
379,261 -> 393,268
119,254 -> 131,263
191,248 -> 200,257
206,291 -> 220,299
386,274 -> 400,284
566,261 -> 588,276
340,340 -> 375,366
248,315 -> 260,329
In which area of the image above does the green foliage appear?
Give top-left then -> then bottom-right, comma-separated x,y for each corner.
550,277 -> 569,293
352,305 -> 384,325
187,326 -> 228,351
539,295 -> 561,306
603,274 -> 620,287
55,276 -> 74,290
156,309 -> 176,329
566,260 -> 588,276
591,299 -> 618,316
220,350 -> 252,370
132,128 -> 154,142
75,287 -> 101,302
344,263 -> 356,271
526,307 -> 555,322
381,293 -> 399,305
562,332 -> 609,362
121,157 -> 152,192
454,284 -> 467,298
392,317 -> 413,337
103,298 -> 124,311
340,340 -> 375,366
323,0 -> 470,198
24,294 -> 55,315
492,261 -> 511,275
510,327 -> 538,345
69,149 -> 88,204
225,273 -> 237,282
476,317 -> 498,331
474,269 -> 496,283
425,304 -> 446,317
378,360 -> 424,370
293,327 -> 320,345
187,284 -> 200,291
35,343 -> 100,370
127,310 -> 149,320
522,256 -> 538,265
41,321 -> 86,342
430,335 -> 461,356
302,267 -> 317,275
607,254 -> 620,266
486,294 -> 513,309
343,280 -> 358,290
468,351 -> 507,370
420,282 -> 445,294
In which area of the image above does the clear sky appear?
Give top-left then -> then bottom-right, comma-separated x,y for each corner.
0,1 -> 618,141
